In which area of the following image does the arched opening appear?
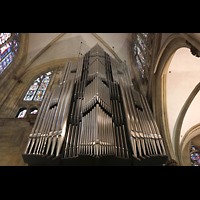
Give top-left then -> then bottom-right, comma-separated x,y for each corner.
30,107 -> 38,114
23,71 -> 53,102
167,48 -> 200,145
180,124 -> 200,166
16,107 -> 27,118
153,36 -> 200,164
152,36 -> 189,161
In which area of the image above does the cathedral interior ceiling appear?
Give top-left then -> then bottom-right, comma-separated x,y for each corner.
24,33 -> 131,72
2,33 -> 200,165
152,33 -> 200,163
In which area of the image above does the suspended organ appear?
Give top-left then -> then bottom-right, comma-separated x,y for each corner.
23,44 -> 167,165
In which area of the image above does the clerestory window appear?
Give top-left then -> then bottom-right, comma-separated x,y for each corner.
132,33 -> 153,79
23,71 -> 53,102
0,33 -> 20,74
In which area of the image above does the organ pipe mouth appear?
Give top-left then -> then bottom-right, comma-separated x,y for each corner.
49,102 -> 58,109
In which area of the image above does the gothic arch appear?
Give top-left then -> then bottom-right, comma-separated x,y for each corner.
0,58 -> 75,118
180,123 -> 200,166
0,33 -> 29,106
173,82 -> 200,164
152,34 -> 190,162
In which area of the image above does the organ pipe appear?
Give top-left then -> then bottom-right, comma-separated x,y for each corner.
23,44 -> 167,166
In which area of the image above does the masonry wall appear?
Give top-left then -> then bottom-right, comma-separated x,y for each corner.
0,118 -> 33,166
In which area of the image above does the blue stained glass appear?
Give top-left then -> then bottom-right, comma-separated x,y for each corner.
134,33 -> 150,79
190,146 -> 200,166
191,146 -> 196,151
13,40 -> 19,53
0,33 -> 12,46
0,33 -> 20,74
17,109 -> 27,118
137,34 -> 146,50
23,81 -> 39,101
0,51 -> 14,74
136,55 -> 142,70
136,55 -> 145,78
0,41 -> 12,59
34,75 -> 50,101
137,46 -> 145,65
191,156 -> 195,160
194,153 -> 199,157
24,71 -> 53,102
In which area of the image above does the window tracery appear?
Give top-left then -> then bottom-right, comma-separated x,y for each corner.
23,71 -> 53,102
132,33 -> 153,79
16,70 -> 54,119
0,33 -> 20,74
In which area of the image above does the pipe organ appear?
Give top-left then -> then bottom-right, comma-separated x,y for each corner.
22,44 -> 167,166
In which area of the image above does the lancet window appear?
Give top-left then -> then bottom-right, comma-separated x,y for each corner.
16,107 -> 38,118
16,107 -> 27,118
0,33 -> 20,74
30,107 -> 38,114
132,33 -> 153,79
23,71 -> 53,102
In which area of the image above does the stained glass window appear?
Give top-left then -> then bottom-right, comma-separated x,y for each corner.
137,46 -> 145,65
136,55 -> 144,78
137,34 -> 146,50
0,33 -> 11,45
23,80 -> 40,101
190,145 -> 200,166
16,107 -> 27,118
0,33 -> 20,74
30,109 -> 38,114
24,71 -> 53,102
132,33 -> 152,79
30,107 -> 38,114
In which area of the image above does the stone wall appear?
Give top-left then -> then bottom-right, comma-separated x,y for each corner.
0,118 -> 33,166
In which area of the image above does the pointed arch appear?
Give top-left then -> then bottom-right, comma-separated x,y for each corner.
16,107 -> 27,118
173,82 -> 200,164
180,123 -> 200,166
152,34 -> 190,162
23,71 -> 53,102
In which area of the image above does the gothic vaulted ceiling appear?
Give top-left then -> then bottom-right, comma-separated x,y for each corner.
25,33 -> 133,74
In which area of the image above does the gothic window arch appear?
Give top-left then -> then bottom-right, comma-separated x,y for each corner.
0,33 -> 20,74
23,71 -> 53,102
16,107 -> 27,118
16,71 -> 54,118
30,106 -> 38,114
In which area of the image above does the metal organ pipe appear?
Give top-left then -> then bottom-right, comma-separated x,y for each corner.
23,44 -> 167,166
